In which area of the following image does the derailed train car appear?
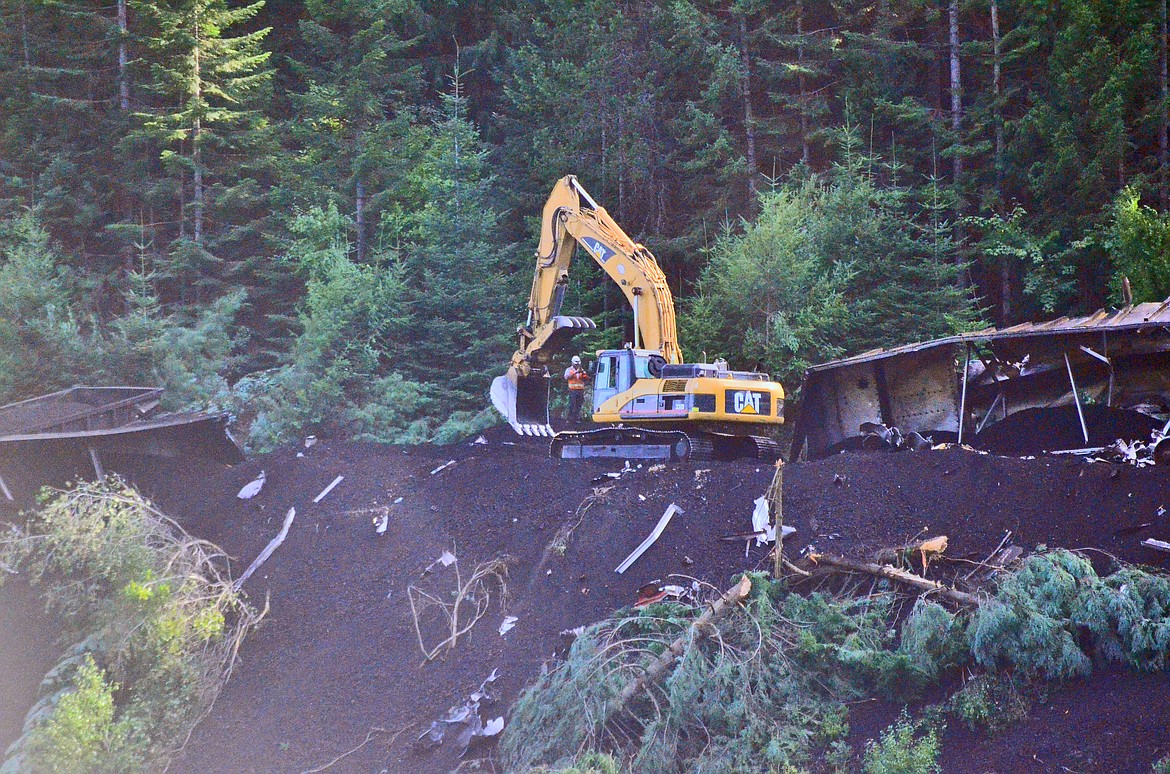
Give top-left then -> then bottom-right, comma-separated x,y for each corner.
790,300 -> 1170,460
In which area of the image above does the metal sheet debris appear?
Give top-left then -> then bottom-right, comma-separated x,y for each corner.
236,471 -> 266,499
417,670 -> 502,756
498,616 -> 518,636
791,297 -> 1170,460
615,503 -> 681,574
313,475 -> 344,503
430,460 -> 457,475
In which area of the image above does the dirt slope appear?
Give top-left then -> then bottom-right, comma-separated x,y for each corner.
6,430 -> 1170,772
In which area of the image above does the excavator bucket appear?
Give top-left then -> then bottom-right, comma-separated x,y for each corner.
491,368 -> 555,436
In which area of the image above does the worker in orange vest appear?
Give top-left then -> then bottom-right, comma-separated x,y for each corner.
563,355 -> 590,424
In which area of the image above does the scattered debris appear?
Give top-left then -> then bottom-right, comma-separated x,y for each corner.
236,470 -> 266,500
498,615 -> 518,636
416,670 -> 502,756
374,512 -> 388,534
409,556 -> 510,661
615,503 -> 682,574
860,421 -> 933,452
423,550 -> 458,575
304,435 -> 317,448
473,436 -> 488,445
313,475 -> 344,504
1114,522 -> 1153,537
751,496 -> 773,546
234,507 -> 295,590
876,535 -> 950,574
634,580 -> 699,607
1142,538 -> 1170,554
647,464 -> 665,473
430,460 -> 457,475
744,495 -> 796,550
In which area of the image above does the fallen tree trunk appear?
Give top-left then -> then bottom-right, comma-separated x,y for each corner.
815,554 -> 980,606
613,574 -> 752,711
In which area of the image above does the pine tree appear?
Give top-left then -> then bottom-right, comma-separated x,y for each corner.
132,0 -> 274,302
287,0 -> 424,263
394,68 -> 519,396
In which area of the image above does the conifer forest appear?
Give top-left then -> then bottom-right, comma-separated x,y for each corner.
2,0 -> 1168,445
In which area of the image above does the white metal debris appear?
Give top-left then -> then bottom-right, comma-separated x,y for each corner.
498,616 -> 518,636
236,470 -> 266,499
234,507 -> 295,590
430,460 -> 457,475
313,475 -> 344,503
616,503 -> 682,574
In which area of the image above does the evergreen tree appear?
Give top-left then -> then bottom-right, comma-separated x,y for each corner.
394,68 -> 518,395
286,0 -> 424,262
132,0 -> 275,302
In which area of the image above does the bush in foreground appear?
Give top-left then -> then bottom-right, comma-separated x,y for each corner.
0,480 -> 264,772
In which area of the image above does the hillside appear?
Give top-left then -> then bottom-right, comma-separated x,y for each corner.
5,431 -> 1166,772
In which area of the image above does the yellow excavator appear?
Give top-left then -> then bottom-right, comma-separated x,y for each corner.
490,175 -> 785,460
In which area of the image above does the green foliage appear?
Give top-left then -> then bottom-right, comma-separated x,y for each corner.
682,167 -> 978,388
1105,187 -> 1170,304
0,480 -> 263,772
0,212 -> 245,408
25,656 -> 136,774
502,577 -> 914,773
1153,753 -> 1170,774
0,212 -> 98,398
967,550 -> 1096,680
861,711 -> 940,774
503,553 -> 1170,772
946,674 -> 1031,734
898,599 -> 966,681
680,181 -> 856,384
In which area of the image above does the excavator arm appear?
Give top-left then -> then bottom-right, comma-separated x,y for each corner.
492,176 -> 683,434
524,176 -> 683,365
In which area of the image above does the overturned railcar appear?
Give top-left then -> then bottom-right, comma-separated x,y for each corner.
0,386 -> 242,503
790,300 -> 1170,460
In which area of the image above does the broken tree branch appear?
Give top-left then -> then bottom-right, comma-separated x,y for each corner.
814,554 -> 980,606
612,574 -> 752,713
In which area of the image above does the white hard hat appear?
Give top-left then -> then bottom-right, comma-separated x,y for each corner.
571,355 -> 582,364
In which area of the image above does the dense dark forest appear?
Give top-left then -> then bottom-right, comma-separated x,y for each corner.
1,0 -> 1168,446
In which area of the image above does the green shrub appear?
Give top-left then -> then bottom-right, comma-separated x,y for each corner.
1152,753 -> 1170,774
946,674 -> 1030,734
25,656 -> 137,774
1,480 -> 263,772
862,712 -> 941,774
899,599 -> 966,680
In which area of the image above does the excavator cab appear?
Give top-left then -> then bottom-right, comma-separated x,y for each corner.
591,349 -> 664,414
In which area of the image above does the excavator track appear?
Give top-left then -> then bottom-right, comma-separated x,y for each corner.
550,427 -> 691,461
550,427 -> 782,463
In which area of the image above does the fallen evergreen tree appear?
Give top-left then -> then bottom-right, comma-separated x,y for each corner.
502,550 -> 1170,773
